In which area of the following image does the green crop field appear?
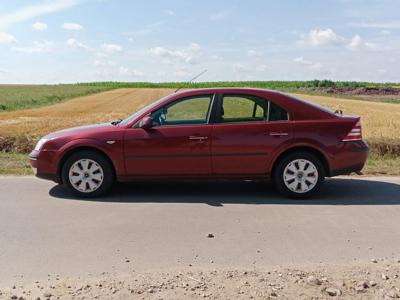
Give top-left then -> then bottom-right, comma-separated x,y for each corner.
77,80 -> 400,89
1,80 -> 400,113
0,84 -> 112,111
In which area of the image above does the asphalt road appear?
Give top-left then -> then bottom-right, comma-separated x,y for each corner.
1,176 -> 400,286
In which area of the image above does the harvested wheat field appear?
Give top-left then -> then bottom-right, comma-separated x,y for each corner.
0,88 -> 399,154
0,88 -> 173,152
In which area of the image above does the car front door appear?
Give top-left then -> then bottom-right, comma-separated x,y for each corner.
123,94 -> 215,176
211,94 -> 292,175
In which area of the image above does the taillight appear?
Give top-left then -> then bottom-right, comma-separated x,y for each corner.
342,120 -> 362,141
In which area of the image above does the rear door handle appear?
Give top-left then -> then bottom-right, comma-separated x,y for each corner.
269,132 -> 289,136
189,136 -> 209,141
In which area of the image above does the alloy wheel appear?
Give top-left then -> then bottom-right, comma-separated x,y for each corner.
283,159 -> 318,194
68,159 -> 104,193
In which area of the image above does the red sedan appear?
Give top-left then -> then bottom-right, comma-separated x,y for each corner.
29,88 -> 368,198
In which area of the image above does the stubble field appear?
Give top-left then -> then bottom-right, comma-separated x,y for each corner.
0,87 -> 399,174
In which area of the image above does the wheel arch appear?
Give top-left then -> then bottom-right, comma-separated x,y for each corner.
57,146 -> 116,183
271,146 -> 331,178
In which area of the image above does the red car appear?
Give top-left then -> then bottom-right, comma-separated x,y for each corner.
29,88 -> 368,198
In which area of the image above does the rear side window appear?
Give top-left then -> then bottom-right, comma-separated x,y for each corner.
219,95 -> 268,123
269,102 -> 288,121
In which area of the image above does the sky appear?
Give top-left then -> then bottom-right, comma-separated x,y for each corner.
0,0 -> 399,83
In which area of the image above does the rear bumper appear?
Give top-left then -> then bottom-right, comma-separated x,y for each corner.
29,150 -> 60,182
329,140 -> 369,176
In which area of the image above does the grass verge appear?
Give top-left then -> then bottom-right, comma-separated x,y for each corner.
363,154 -> 400,175
0,152 -> 32,175
1,151 -> 399,176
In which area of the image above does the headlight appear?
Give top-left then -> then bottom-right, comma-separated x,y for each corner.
34,138 -> 49,151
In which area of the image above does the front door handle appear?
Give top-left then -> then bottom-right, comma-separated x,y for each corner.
269,132 -> 289,136
189,136 -> 209,141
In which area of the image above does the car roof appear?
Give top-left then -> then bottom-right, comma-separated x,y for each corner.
173,87 -> 283,96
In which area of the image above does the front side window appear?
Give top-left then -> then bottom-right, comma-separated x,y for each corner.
151,95 -> 212,126
219,95 -> 268,123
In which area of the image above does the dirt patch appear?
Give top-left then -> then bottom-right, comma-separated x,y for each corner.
321,87 -> 400,96
1,262 -> 400,299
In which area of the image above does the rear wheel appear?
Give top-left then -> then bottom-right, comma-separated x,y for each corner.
273,152 -> 325,199
61,150 -> 115,197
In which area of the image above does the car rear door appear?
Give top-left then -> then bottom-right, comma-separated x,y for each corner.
211,93 -> 292,175
123,94 -> 215,176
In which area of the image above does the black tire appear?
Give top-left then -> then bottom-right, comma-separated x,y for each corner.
61,150 -> 115,197
273,151 -> 325,199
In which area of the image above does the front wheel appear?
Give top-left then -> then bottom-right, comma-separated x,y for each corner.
61,150 -> 115,197
273,152 -> 325,199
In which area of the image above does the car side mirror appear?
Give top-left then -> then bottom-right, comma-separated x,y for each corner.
140,116 -> 153,130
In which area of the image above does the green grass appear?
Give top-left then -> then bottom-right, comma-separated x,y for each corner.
363,154 -> 400,175
0,152 -> 32,175
0,84 -> 112,111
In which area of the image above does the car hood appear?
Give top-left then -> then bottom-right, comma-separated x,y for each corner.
44,122 -> 114,139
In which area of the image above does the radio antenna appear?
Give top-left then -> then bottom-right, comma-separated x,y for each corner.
175,69 -> 207,93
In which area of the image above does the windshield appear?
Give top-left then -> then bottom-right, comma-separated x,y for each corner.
118,95 -> 173,126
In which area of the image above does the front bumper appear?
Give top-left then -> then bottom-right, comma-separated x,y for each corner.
29,150 -> 59,182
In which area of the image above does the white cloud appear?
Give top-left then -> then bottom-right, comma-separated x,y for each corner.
0,32 -> 17,44
298,28 -> 378,53
62,22 -> 83,31
12,40 -> 53,54
32,21 -> 47,31
346,35 -> 377,51
149,43 -> 201,64
298,28 -> 345,47
0,0 -> 81,29
293,57 -> 322,70
101,43 -> 122,53
347,35 -> 362,50
66,38 -> 88,49
118,66 -> 143,77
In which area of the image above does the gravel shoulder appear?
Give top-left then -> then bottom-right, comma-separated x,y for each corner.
1,262 -> 400,299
